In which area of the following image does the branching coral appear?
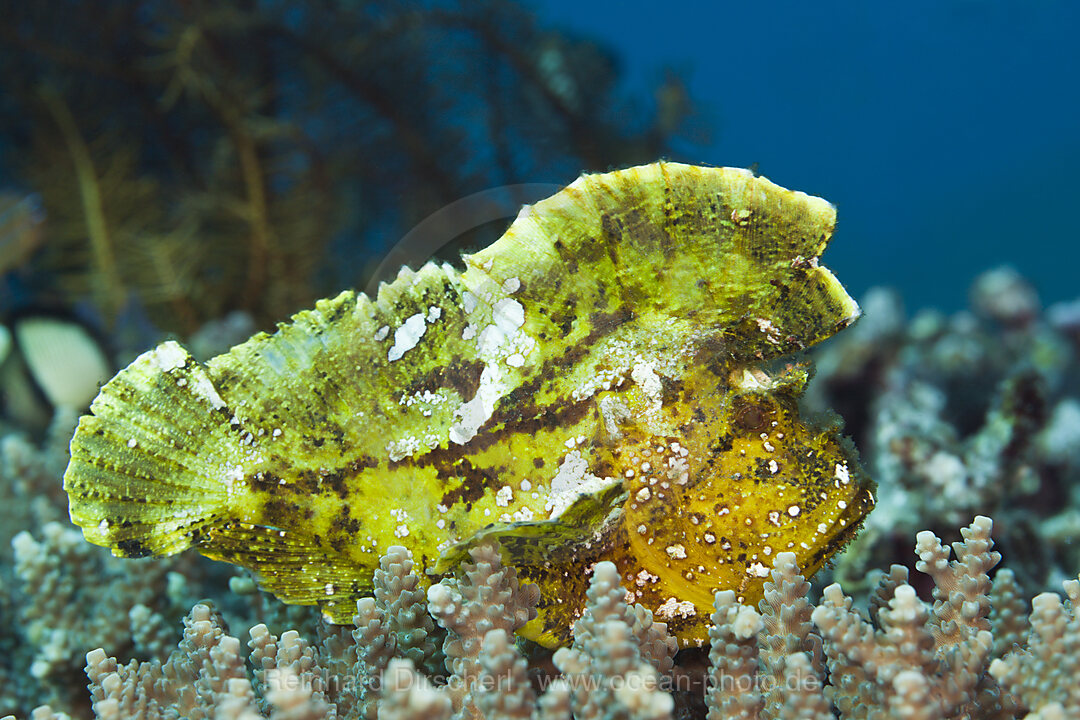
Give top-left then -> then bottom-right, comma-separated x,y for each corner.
13,524 -> 178,685
426,543 -> 540,718
812,516 -> 1002,718
699,515 -> 1078,719
806,270 -> 1080,598
7,518 -> 1075,720
0,410 -> 189,716
988,580 -> 1080,718
0,409 -> 81,546
4,268 -> 1080,719
705,553 -> 831,720
0,412 -> 314,717
69,543 -> 546,720
551,562 -> 676,720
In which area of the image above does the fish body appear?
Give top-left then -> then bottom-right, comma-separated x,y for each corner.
63,162 -> 874,647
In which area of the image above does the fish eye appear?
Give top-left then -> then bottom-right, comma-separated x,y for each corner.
733,400 -> 769,432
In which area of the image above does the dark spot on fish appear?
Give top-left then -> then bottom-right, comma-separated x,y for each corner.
408,358 -> 485,402
250,472 -> 281,490
116,539 -> 150,558
660,375 -> 685,403
710,435 -> 734,454
770,278 -> 790,303
348,455 -> 379,473
438,458 -> 494,508
263,496 -> 301,525
587,308 -> 633,336
323,471 -> 349,499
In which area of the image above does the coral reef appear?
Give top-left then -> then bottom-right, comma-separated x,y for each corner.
3,267 -> 1080,718
0,408 -> 78,546
806,269 -> 1080,597
7,517 -> 1080,720
0,411 -> 320,718
0,4 -> 1071,720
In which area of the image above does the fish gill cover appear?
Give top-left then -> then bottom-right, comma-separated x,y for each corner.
62,162 -> 874,648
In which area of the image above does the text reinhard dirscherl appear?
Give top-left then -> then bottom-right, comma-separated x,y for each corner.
263,665 -> 823,697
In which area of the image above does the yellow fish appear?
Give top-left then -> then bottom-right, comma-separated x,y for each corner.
63,162 -> 874,648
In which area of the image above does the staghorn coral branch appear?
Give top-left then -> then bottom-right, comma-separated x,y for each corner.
915,515 -> 1000,648
11,523 -> 1078,719
757,551 -> 825,715
706,590 -> 763,720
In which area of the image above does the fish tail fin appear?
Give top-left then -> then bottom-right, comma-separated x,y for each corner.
63,341 -> 235,558
64,339 -> 370,622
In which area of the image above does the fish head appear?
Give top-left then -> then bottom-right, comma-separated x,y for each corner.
614,359 -> 874,644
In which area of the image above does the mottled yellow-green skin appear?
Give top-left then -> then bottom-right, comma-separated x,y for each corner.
64,162 -> 874,648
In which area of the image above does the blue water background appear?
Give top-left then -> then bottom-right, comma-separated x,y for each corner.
532,0 -> 1080,312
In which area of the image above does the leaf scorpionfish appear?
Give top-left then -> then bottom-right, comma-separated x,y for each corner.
64,162 -> 875,648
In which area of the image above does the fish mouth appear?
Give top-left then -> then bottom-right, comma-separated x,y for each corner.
811,471 -> 876,571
